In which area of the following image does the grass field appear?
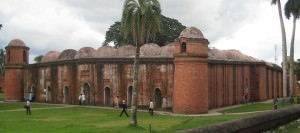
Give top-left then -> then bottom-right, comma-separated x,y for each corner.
0,92 -> 3,101
222,99 -> 296,113
0,103 -> 246,133
0,102 -> 59,111
1,95 -> 299,132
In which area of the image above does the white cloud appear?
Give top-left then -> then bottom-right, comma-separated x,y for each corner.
0,0 -> 299,64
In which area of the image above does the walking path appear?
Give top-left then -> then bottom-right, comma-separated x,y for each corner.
0,99 -> 275,116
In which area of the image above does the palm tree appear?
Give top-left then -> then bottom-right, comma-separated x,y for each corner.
284,0 -> 300,96
272,0 -> 288,97
120,0 -> 161,126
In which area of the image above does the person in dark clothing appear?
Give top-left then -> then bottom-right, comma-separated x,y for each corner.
297,96 -> 300,104
290,96 -> 295,104
24,99 -> 31,115
273,97 -> 278,110
119,100 -> 129,117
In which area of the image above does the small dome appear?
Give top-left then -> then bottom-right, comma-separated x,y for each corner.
160,43 -> 176,57
97,46 -> 117,57
208,49 -> 258,62
58,49 -> 77,60
140,43 -> 161,56
117,45 -> 135,57
41,51 -> 61,63
75,47 -> 96,59
7,39 -> 26,47
179,26 -> 205,39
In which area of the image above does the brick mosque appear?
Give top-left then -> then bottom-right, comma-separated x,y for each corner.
1,27 -> 297,114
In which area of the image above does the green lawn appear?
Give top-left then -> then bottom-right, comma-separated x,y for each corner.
0,92 -> 3,101
0,103 -> 246,133
221,99 -> 296,113
0,102 -> 60,111
222,103 -> 273,113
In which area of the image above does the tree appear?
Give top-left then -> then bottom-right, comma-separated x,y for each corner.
34,55 -> 44,63
155,15 -> 186,46
104,15 -> 185,47
120,0 -> 161,126
284,0 -> 300,95
103,22 -> 134,47
0,49 -> 5,75
272,0 -> 288,97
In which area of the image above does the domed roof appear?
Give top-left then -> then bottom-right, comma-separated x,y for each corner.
58,49 -> 77,60
7,39 -> 26,47
208,49 -> 259,62
160,43 -> 176,57
140,43 -> 161,56
75,47 -> 96,59
179,26 -> 205,39
117,45 -> 135,57
41,51 -> 61,63
97,46 -> 117,57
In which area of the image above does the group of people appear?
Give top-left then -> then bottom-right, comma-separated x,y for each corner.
115,96 -> 154,117
25,93 -> 156,116
78,93 -> 86,106
273,95 -> 300,110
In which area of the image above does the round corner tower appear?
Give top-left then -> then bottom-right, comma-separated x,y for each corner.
173,27 -> 209,114
4,39 -> 29,101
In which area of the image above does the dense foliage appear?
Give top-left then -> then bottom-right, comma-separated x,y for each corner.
34,55 -> 43,63
104,15 -> 185,47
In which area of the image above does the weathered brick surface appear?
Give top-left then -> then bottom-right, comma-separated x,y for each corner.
174,57 -> 208,113
0,75 -> 3,92
2,32 -> 297,114
4,41 -> 28,101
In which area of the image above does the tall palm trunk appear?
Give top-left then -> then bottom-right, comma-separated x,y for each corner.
131,42 -> 140,126
277,0 -> 288,97
289,17 -> 296,96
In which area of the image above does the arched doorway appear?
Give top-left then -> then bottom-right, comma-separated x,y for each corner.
154,88 -> 162,108
104,87 -> 111,106
63,86 -> 69,104
46,86 -> 52,102
83,83 -> 90,105
127,86 -> 133,106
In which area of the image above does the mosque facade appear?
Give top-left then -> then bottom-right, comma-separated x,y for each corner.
2,27 -> 297,114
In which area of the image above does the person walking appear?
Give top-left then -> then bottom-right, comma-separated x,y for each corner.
82,94 -> 86,105
114,96 -> 119,110
244,93 -> 248,104
24,99 -> 31,115
273,97 -> 278,110
149,99 -> 154,116
78,94 -> 82,105
119,100 -> 129,117
290,96 -> 295,104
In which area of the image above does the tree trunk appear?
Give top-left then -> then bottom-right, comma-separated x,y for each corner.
289,17 -> 296,96
131,43 -> 140,126
277,0 -> 288,97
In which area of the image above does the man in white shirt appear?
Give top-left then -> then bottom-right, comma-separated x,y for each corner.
82,94 -> 86,105
78,94 -> 82,105
149,99 -> 154,116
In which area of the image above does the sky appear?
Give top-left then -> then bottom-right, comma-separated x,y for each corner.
0,0 -> 299,64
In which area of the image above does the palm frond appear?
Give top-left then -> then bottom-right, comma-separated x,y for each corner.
284,0 -> 300,19
271,0 -> 278,5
